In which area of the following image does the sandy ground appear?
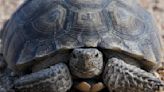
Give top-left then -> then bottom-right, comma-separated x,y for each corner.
0,0 -> 23,29
1,0 -> 164,86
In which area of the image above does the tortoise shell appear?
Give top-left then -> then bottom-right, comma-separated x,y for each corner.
1,0 -> 163,71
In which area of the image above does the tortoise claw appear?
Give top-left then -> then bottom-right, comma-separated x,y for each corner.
91,82 -> 105,92
75,82 -> 91,92
75,81 -> 105,92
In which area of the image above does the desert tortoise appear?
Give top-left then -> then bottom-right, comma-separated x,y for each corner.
0,0 -> 164,92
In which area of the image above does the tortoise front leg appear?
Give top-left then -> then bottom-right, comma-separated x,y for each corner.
14,63 -> 72,92
103,58 -> 164,92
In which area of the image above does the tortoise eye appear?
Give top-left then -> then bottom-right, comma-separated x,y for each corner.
95,53 -> 99,57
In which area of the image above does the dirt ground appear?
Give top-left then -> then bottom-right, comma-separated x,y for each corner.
1,0 -> 164,86
0,0 -> 23,29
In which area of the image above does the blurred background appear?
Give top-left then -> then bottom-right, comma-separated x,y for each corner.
0,0 -> 23,29
0,0 -> 164,80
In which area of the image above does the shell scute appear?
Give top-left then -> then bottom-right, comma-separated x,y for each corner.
2,0 -> 163,71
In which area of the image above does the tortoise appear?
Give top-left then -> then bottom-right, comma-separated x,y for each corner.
0,0 -> 164,92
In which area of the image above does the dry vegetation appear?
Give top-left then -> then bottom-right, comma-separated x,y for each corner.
1,0 -> 164,87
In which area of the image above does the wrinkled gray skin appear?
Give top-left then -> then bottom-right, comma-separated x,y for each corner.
0,0 -> 164,92
69,49 -> 103,79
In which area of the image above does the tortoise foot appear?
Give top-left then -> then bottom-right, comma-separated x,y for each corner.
14,63 -> 72,92
103,58 -> 164,92
74,81 -> 105,92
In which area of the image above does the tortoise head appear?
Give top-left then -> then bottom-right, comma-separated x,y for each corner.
69,48 -> 103,78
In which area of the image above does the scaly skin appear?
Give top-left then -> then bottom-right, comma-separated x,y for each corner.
103,58 -> 164,92
14,63 -> 72,92
69,48 -> 103,78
